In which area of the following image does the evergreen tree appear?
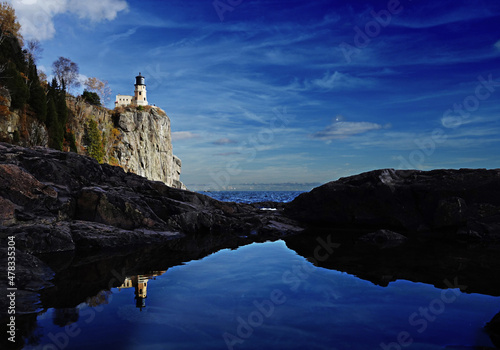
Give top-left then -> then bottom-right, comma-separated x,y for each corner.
47,97 -> 64,150
45,78 -> 65,150
86,119 -> 105,163
45,80 -> 58,128
66,130 -> 77,153
2,61 -> 28,109
46,98 -> 57,129
56,83 -> 67,126
27,56 -> 47,122
82,90 -> 101,106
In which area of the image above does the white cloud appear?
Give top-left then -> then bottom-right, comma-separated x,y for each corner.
67,0 -> 128,22
311,120 -> 384,141
495,40 -> 500,50
9,0 -> 128,41
172,131 -> 200,142
78,73 -> 88,86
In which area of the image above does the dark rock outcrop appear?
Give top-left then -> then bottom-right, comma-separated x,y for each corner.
283,168 -> 500,297
0,143 -> 301,323
0,142 -> 298,252
285,168 -> 500,239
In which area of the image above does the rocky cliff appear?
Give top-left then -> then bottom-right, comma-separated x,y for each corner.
0,89 -> 185,188
0,87 -> 48,147
66,97 -> 185,188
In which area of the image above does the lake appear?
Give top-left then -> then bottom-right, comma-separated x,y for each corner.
22,240 -> 500,350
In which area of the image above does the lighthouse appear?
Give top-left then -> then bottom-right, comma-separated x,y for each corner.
115,73 -> 150,107
134,72 -> 148,106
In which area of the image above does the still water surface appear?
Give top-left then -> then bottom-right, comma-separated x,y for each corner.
25,240 -> 500,350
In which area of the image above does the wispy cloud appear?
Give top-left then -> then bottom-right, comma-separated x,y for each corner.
215,152 -> 240,156
103,27 -> 137,45
288,71 -> 375,91
393,2 -> 497,29
172,131 -> 201,142
213,138 -> 238,145
495,40 -> 500,50
311,120 -> 385,141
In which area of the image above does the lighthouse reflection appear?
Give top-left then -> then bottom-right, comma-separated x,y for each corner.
117,271 -> 167,310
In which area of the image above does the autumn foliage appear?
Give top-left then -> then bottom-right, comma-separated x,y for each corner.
0,1 -> 22,45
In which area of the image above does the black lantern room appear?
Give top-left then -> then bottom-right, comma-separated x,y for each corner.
135,73 -> 145,86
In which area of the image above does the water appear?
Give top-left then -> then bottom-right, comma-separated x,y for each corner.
16,192 -> 500,349
22,241 -> 500,349
198,191 -> 304,204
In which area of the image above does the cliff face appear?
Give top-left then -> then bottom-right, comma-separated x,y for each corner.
0,87 -> 48,147
113,107 -> 183,188
66,97 -> 184,188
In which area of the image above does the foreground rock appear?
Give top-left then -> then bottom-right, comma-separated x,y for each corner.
0,143 -> 298,251
286,168 -> 500,240
0,143 -> 301,324
284,168 -> 500,297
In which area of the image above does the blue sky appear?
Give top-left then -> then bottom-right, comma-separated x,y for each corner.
9,0 -> 500,189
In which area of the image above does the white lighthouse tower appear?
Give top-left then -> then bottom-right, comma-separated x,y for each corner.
134,73 -> 148,106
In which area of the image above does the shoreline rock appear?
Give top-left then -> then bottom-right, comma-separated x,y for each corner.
285,168 -> 500,240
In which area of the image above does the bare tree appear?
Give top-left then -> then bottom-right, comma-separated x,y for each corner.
52,56 -> 80,92
38,69 -> 47,84
84,77 -> 112,104
25,40 -> 43,63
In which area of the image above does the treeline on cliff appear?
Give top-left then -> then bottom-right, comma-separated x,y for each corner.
0,3 -> 113,159
0,29 -> 74,151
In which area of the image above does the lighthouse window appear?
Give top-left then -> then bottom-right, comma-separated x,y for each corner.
139,92 -> 142,95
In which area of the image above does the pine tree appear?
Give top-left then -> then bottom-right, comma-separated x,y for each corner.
46,79 -> 65,150
46,98 -> 57,128
2,61 -> 28,109
45,80 -> 58,128
46,98 -> 63,149
27,56 -> 47,122
86,119 -> 105,163
56,84 -> 67,126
